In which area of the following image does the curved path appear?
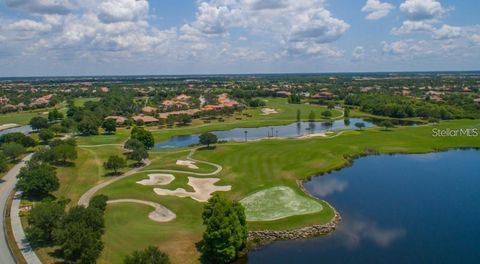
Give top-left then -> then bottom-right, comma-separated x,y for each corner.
78,147 -> 224,207
107,199 -> 176,222
77,159 -> 151,206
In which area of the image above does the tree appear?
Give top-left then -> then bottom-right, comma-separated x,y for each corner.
200,194 -> 247,264
50,123 -> 67,135
53,143 -> 77,164
103,155 -> 126,175
0,132 -> 36,148
29,116 -> 49,130
344,107 -> 350,118
380,120 -> 394,130
26,200 -> 65,246
17,163 -> 59,197
321,110 -> 332,119
102,119 -> 117,134
89,195 -> 108,212
124,139 -> 144,151
0,152 -> 8,172
78,119 -> 100,136
199,132 -> 218,148
128,147 -> 149,165
296,109 -> 301,122
39,129 -> 55,143
308,110 -> 316,122
54,206 -> 105,264
2,142 -> 25,161
131,127 -> 155,149
355,122 -> 366,130
177,114 -> 192,126
48,109 -> 64,122
124,246 -> 171,264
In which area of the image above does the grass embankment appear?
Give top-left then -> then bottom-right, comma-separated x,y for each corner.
97,119 -> 480,263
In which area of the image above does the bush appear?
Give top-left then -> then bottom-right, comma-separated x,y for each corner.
124,246 -> 171,264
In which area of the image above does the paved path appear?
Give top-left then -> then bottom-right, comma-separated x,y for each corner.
0,154 -> 35,264
78,147 -> 224,206
11,191 -> 41,264
78,159 -> 151,206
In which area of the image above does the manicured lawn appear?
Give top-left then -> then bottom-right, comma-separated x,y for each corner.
73,98 -> 342,146
95,119 -> 480,263
240,186 -> 323,221
73,97 -> 101,107
0,102 -> 67,125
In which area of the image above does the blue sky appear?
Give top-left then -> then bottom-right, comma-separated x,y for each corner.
0,0 -> 479,77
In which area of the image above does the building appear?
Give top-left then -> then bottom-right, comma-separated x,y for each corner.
312,92 -> 334,100
133,115 -> 159,124
142,106 -> 158,115
105,116 -> 127,125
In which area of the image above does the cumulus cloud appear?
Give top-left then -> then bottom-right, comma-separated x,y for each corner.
97,0 -> 149,24
4,0 -> 75,15
352,46 -> 366,61
399,0 -> 447,21
381,39 -> 430,56
181,0 -> 349,58
361,0 -> 395,20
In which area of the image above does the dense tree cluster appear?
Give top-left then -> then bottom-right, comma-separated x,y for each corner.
131,126 -> 155,149
200,194 -> 247,264
17,161 -> 59,197
345,94 -> 478,119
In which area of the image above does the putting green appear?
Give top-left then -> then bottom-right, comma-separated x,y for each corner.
240,186 -> 323,222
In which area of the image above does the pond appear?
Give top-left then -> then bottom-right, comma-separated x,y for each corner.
244,150 -> 480,263
155,118 -> 379,149
0,125 -> 33,137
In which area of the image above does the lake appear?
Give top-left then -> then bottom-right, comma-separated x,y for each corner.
0,125 -> 32,137
155,118 -> 377,149
245,150 -> 480,264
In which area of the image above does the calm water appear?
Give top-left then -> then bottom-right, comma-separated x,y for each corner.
155,118 -> 375,149
246,150 -> 480,264
0,125 -> 32,136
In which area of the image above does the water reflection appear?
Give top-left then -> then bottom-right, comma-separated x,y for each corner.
309,178 -> 348,197
337,218 -> 406,249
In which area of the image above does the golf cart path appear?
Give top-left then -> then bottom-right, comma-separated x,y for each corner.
77,147 -> 223,206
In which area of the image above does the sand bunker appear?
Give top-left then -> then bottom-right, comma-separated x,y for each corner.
261,108 -> 278,115
154,177 -> 231,202
176,160 -> 199,169
136,174 -> 175,186
0,123 -> 19,131
107,199 -> 176,222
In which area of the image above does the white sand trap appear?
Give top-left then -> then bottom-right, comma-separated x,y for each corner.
107,199 -> 176,222
176,160 -> 199,169
154,177 -> 231,202
136,174 -> 175,186
261,108 -> 278,115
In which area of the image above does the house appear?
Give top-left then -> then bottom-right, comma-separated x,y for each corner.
142,106 -> 157,115
276,91 -> 291,97
158,109 -> 200,119
312,92 -> 334,100
202,104 -> 225,111
474,98 -> 480,105
429,95 -> 444,102
105,116 -> 127,125
29,94 -> 53,108
133,115 -> 159,124
100,87 -> 109,93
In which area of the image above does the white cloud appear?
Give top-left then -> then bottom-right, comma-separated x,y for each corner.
352,46 -> 366,60
181,0 -> 349,58
381,40 -> 429,56
399,0 -> 447,21
6,19 -> 52,33
432,24 -> 462,40
361,0 -> 395,20
4,0 -> 75,15
97,0 -> 149,24
392,20 -> 435,35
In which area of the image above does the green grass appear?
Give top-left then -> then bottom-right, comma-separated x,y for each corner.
94,119 -> 480,263
240,186 -> 323,221
74,98 -> 342,146
73,97 -> 101,107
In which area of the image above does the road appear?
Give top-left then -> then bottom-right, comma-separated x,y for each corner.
0,154 -> 32,264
